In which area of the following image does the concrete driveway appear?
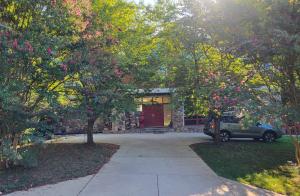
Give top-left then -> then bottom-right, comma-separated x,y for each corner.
8,133 -> 280,196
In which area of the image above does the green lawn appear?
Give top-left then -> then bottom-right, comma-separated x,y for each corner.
190,136 -> 300,195
0,143 -> 119,194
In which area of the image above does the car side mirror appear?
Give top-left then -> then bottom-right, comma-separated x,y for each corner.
256,122 -> 262,127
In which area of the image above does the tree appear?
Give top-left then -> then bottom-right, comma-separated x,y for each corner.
209,0 -> 300,164
147,0 -> 257,142
0,0 -> 76,167
60,0 -> 142,144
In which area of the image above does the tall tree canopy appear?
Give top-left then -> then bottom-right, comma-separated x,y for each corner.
0,0 -> 299,165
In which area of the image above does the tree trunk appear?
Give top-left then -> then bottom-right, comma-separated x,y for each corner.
291,136 -> 300,166
214,118 -> 221,143
296,143 -> 300,166
87,118 -> 96,145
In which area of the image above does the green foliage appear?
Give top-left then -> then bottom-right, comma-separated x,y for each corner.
0,0 -> 77,167
147,0 -> 299,143
0,139 -> 21,167
17,147 -> 39,168
0,0 -> 161,147
0,0 -> 299,167
211,0 -> 300,122
0,137 -> 40,169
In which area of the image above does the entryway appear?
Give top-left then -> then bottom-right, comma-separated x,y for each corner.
142,104 -> 164,127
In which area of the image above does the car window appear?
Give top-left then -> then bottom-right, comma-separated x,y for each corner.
232,117 -> 240,123
221,116 -> 240,123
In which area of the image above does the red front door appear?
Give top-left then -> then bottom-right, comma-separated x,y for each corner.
142,104 -> 164,127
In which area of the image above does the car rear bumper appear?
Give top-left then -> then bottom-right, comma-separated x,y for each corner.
203,128 -> 214,137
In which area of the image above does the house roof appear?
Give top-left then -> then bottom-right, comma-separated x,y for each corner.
136,88 -> 174,95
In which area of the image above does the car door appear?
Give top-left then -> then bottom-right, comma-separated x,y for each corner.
246,125 -> 263,138
221,116 -> 242,137
234,120 -> 264,138
228,116 -> 243,137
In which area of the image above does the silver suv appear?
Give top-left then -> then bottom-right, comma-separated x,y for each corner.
204,115 -> 283,142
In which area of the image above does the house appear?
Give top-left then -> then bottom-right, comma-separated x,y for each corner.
107,88 -> 185,132
59,88 -> 204,134
105,88 -> 205,133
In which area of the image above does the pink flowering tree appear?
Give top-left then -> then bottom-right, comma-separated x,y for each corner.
59,0 -> 137,144
0,0 -> 77,168
202,0 -> 300,162
175,46 -> 253,143
151,1 -> 261,143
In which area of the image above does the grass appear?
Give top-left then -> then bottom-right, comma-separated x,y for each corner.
190,136 -> 300,195
0,143 -> 119,194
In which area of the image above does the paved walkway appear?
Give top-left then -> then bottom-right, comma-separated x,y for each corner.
8,133 -> 280,196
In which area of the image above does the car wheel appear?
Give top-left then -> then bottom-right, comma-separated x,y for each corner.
220,131 -> 230,142
263,132 -> 275,143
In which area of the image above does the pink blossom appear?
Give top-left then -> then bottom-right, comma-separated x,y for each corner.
114,67 -> 123,78
95,31 -> 102,37
83,21 -> 90,29
13,39 -> 18,49
47,48 -> 52,55
75,7 -> 81,16
208,72 -> 215,78
235,86 -> 241,93
212,93 -> 221,101
229,98 -> 238,106
24,41 -> 33,52
60,64 -> 68,72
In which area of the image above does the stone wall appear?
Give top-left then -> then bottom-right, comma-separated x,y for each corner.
182,125 -> 204,132
57,117 -> 109,134
55,118 -> 85,134
172,105 -> 185,131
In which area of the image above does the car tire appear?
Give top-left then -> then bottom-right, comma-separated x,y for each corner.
220,131 -> 230,142
263,132 -> 276,143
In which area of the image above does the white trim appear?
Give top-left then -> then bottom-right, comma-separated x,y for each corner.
137,88 -> 174,94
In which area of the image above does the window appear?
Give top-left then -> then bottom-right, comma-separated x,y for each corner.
221,116 -> 240,123
140,95 -> 171,105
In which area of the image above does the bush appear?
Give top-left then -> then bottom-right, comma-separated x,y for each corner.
0,133 -> 42,169
0,139 -> 22,169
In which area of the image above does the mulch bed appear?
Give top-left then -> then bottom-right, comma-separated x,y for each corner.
0,143 -> 119,194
